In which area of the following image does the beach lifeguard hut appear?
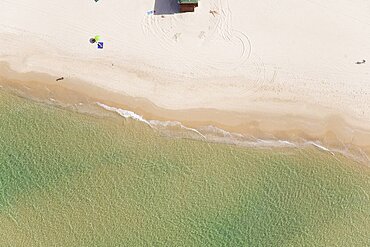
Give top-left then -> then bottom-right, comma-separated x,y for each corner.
178,0 -> 198,13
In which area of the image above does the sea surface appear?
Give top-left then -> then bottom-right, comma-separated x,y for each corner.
0,90 -> 369,247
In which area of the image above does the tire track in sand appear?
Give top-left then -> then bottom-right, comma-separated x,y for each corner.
141,0 -> 252,73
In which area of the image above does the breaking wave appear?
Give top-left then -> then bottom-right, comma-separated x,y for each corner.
96,102 -> 369,164
97,102 -> 151,126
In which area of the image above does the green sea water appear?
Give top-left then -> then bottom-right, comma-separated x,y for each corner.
0,90 -> 369,247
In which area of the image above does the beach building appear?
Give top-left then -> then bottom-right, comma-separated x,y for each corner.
178,0 -> 198,13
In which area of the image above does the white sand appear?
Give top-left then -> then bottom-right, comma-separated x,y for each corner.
1,0 -> 370,125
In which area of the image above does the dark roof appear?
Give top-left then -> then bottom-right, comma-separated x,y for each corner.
178,0 -> 198,4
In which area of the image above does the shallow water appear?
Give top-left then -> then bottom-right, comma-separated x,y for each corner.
0,90 -> 369,246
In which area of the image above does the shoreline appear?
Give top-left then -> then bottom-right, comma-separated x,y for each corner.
1,62 -> 369,165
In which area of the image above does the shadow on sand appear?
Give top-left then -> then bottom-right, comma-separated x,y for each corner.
154,0 -> 180,15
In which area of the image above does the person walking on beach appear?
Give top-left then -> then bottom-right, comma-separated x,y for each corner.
356,59 -> 366,64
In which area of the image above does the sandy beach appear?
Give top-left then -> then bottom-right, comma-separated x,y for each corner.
1,0 -> 370,162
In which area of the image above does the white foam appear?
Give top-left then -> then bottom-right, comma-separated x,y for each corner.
96,102 -> 370,165
149,120 -> 206,139
278,140 -> 296,146
96,103 -> 299,148
254,139 -> 296,147
199,125 -> 296,148
200,125 -> 244,138
96,102 -> 152,127
306,141 -> 334,155
96,102 -> 206,139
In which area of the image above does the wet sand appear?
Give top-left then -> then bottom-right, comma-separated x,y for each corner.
1,62 -> 369,164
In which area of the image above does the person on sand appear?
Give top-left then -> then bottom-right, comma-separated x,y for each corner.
210,10 -> 218,17
356,59 -> 366,64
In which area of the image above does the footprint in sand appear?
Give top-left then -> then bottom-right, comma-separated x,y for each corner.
173,33 -> 181,42
198,31 -> 206,39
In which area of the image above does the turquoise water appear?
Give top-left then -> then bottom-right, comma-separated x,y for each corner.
0,90 -> 369,246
